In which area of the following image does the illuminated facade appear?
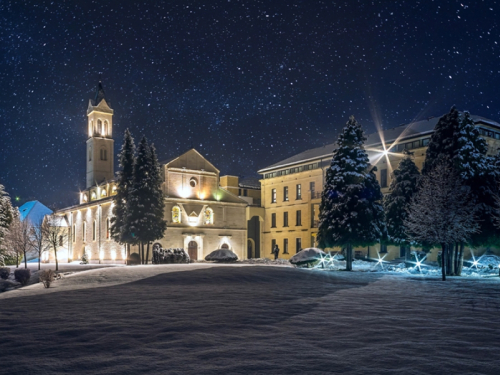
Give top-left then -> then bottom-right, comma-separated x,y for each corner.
258,115 -> 500,262
50,82 -> 249,263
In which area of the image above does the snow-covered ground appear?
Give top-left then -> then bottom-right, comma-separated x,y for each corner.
1,264 -> 500,374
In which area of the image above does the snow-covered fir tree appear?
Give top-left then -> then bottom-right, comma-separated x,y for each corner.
141,144 -> 167,263
128,136 -> 154,264
317,116 -> 386,271
405,161 -> 478,281
453,111 -> 499,248
111,129 -> 136,262
383,150 -> 420,260
422,106 -> 460,175
0,184 -> 14,266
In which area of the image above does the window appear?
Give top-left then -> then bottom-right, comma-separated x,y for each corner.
296,210 -> 302,226
380,244 -> 388,253
271,239 -> 276,254
422,138 -> 430,147
91,192 -> 96,200
172,206 -> 181,223
83,222 -> 87,242
103,120 -> 108,136
380,169 -> 388,188
271,188 -> 276,203
244,189 -> 248,196
413,140 -> 420,149
100,148 -> 107,161
59,235 -> 63,247
204,207 -> 214,225
283,212 -> 289,227
97,119 -> 102,135
221,243 -> 229,249
310,181 -> 315,197
238,188 -> 242,196
72,224 -> 76,243
106,218 -> 110,240
283,239 -> 289,254
271,213 -> 276,228
284,186 -> 289,201
88,147 -> 92,161
296,184 -> 302,200
92,220 -> 97,241
101,189 -> 107,197
296,238 -> 302,253
189,177 -> 198,187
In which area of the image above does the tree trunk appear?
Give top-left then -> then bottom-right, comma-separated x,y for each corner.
24,251 -> 27,269
447,243 -> 455,276
457,242 -> 464,276
145,242 -> 150,265
38,254 -> 41,271
141,243 -> 145,265
345,243 -> 352,271
441,244 -> 446,281
54,246 -> 59,271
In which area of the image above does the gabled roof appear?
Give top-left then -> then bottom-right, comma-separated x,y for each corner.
19,201 -> 52,225
164,148 -> 220,174
258,114 -> 500,173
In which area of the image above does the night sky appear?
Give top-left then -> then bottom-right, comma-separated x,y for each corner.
1,0 -> 499,209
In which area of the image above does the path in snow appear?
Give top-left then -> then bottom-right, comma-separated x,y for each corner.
1,265 -> 499,374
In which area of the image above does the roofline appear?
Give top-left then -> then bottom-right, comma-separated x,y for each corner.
257,152 -> 333,173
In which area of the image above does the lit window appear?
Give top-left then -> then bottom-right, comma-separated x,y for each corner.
112,186 -> 117,194
101,189 -> 107,197
97,119 -> 102,135
172,206 -> 181,223
91,192 -> 96,200
284,186 -> 289,201
103,120 -> 108,136
82,194 -> 88,203
271,189 -> 276,203
204,207 -> 214,225
296,184 -> 301,200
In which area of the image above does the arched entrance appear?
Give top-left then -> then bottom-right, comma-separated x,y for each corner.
221,243 -> 229,250
247,239 -> 254,259
188,241 -> 198,260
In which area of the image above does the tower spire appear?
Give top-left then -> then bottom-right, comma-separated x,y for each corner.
93,76 -> 106,106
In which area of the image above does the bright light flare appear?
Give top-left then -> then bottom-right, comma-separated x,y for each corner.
371,252 -> 388,270
409,252 -> 427,272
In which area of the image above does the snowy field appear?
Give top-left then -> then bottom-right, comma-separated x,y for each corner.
1,264 -> 500,374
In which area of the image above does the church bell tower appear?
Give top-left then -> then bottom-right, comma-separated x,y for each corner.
86,81 -> 114,189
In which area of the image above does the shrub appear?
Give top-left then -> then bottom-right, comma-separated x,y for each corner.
39,269 -> 55,288
80,251 -> 89,265
14,269 -> 31,286
0,267 -> 10,280
128,252 -> 141,265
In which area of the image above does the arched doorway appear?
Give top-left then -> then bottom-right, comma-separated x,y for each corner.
221,243 -> 229,250
188,241 -> 198,260
247,239 -> 254,259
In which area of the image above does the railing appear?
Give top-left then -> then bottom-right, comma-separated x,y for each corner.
311,191 -> 322,199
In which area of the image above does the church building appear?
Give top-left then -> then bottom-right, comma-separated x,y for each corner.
50,82 -> 250,263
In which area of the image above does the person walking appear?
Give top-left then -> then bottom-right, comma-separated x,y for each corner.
273,245 -> 280,260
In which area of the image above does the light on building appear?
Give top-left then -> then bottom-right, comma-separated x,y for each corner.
99,250 -> 104,260
111,251 -> 116,261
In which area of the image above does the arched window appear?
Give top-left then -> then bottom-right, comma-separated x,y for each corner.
101,189 -> 107,197
103,120 -> 108,136
111,185 -> 117,195
91,191 -> 96,200
97,119 -> 102,136
82,194 -> 88,203
221,243 -> 229,249
100,148 -> 107,161
83,222 -> 87,242
172,206 -> 181,223
204,207 -> 213,225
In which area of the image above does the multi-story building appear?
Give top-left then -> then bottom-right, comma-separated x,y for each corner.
49,82 -> 249,264
258,115 -> 500,261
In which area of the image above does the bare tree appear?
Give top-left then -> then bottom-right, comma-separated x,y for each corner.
45,214 -> 69,271
6,211 -> 34,269
31,217 -> 50,270
405,161 -> 479,281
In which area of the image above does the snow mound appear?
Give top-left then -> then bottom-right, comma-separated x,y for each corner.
290,248 -> 326,265
205,249 -> 238,262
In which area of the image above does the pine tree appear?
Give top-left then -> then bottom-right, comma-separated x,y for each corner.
111,129 -> 136,263
142,144 -> 167,263
383,150 -> 420,260
422,106 -> 460,175
0,184 -> 14,247
128,136 -> 154,264
453,111 -> 499,249
317,116 -> 386,271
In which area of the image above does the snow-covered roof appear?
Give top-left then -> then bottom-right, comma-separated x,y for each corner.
258,114 -> 500,173
19,201 -> 53,225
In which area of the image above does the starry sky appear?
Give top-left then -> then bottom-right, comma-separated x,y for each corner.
1,0 -> 499,209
